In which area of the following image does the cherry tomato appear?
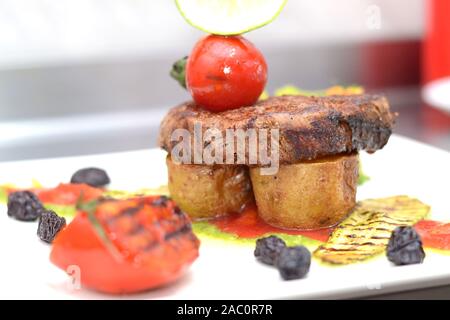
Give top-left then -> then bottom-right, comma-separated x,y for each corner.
186,35 -> 268,112
50,196 -> 199,294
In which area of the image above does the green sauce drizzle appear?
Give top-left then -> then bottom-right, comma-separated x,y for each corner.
193,221 -> 321,249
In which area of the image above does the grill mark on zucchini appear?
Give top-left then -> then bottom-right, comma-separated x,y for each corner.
314,196 -> 430,265
323,249 -> 375,254
340,220 -> 404,227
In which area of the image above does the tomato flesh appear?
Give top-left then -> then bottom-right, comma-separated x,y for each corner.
415,220 -> 450,251
50,196 -> 199,294
186,35 -> 267,112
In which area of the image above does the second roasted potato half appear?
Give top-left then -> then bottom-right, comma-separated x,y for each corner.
250,153 -> 359,230
166,156 -> 253,219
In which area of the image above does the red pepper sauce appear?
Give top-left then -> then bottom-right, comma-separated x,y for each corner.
210,204 -> 450,250
415,220 -> 450,251
210,203 -> 333,242
6,183 -> 103,206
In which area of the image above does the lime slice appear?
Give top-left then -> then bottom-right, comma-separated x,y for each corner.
175,0 -> 287,35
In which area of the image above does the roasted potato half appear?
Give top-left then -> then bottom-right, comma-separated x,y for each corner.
167,157 -> 253,219
250,153 -> 359,230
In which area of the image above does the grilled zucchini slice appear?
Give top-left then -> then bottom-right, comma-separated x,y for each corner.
314,195 -> 430,265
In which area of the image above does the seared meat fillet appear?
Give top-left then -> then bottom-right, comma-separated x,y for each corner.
159,94 -> 396,165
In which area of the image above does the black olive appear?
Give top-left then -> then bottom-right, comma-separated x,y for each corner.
70,167 -> 110,187
254,235 -> 286,265
37,210 -> 66,243
7,191 -> 44,221
387,226 -> 425,266
276,246 -> 311,280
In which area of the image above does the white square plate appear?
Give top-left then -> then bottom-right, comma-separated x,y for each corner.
0,134 -> 449,299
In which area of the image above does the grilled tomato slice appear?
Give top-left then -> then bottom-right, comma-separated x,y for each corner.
50,196 -> 200,294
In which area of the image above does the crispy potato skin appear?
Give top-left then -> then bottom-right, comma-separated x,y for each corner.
250,153 -> 359,230
167,157 -> 253,219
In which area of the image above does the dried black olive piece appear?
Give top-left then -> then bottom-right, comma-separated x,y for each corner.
7,191 -> 44,221
387,226 -> 425,266
276,246 -> 311,280
37,210 -> 66,243
70,167 -> 110,187
254,236 -> 286,265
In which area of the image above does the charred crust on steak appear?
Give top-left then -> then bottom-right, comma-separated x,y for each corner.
158,94 -> 396,165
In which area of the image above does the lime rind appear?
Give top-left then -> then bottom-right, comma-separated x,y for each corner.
175,0 -> 288,35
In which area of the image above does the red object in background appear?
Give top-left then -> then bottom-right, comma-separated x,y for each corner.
422,0 -> 450,126
360,41 -> 420,89
423,0 -> 450,83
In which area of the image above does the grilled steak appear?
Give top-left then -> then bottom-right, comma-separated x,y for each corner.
159,94 -> 396,165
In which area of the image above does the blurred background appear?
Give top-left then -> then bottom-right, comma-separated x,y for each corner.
0,0 -> 449,161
